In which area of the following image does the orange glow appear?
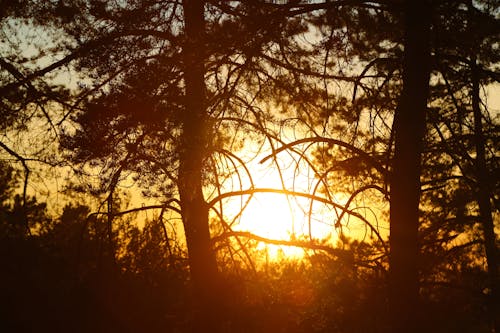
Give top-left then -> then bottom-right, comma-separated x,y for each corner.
218,154 -> 338,259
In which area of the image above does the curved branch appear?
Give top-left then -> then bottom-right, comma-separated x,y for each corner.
352,57 -> 395,102
87,201 -> 181,219
260,137 -> 388,177
337,184 -> 388,224
213,149 -> 256,227
211,230 -> 352,259
0,29 -> 177,95
209,205 -> 257,273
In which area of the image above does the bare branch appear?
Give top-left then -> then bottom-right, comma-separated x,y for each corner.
211,230 -> 352,259
260,137 -> 389,177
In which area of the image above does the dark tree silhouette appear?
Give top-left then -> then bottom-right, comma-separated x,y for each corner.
388,1 -> 431,332
178,1 -> 222,330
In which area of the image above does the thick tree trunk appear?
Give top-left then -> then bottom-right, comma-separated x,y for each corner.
472,62 -> 499,333
180,0 -> 221,331
389,1 -> 431,332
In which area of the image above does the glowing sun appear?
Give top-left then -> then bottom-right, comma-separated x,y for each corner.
221,158 -> 337,258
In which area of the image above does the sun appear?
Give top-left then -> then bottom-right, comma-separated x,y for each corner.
237,192 -> 298,241
211,140 -> 391,261
219,156 -> 337,259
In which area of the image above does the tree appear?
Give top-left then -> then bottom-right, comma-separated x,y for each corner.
421,2 -> 499,329
178,1 -> 221,328
387,1 -> 431,331
273,2 -> 497,331
2,1 -> 308,330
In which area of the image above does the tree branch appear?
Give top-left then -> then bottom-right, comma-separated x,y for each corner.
211,230 -> 352,259
260,137 -> 389,177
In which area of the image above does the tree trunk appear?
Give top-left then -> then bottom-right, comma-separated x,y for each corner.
472,62 -> 499,333
180,0 -> 221,331
389,1 -> 431,332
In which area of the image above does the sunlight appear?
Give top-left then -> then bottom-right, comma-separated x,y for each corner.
237,193 -> 296,241
207,123 -> 392,261
237,193 -> 306,258
213,139 -> 390,261
220,152 -> 338,259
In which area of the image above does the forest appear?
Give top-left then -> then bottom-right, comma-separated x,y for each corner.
0,1 -> 498,332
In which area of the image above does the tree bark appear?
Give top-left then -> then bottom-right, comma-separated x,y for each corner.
389,1 -> 431,332
180,0 -> 221,331
472,61 -> 499,333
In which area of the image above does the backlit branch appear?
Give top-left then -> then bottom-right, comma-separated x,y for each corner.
86,201 -> 181,219
260,137 -> 389,177
0,29 -> 178,96
337,184 -> 388,225
211,230 -> 352,260
207,187 -> 388,254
